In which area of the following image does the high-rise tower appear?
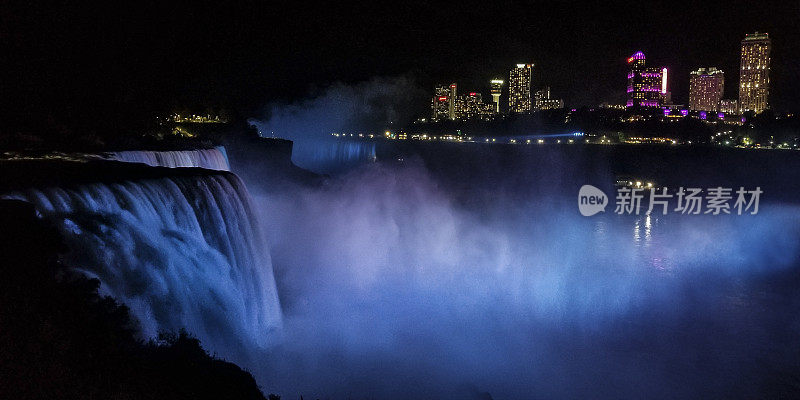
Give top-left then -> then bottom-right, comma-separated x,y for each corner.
739,32 -> 771,114
490,79 -> 504,113
626,51 -> 663,108
508,64 -> 532,113
689,68 -> 725,112
431,85 -> 452,122
448,83 -> 458,120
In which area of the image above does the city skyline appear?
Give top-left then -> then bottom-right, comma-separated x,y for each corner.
428,31 -> 776,120
429,66 -> 568,121
4,1 -> 800,140
412,12 -> 795,115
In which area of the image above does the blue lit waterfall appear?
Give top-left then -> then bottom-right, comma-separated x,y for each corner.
289,138 -> 377,174
3,170 -> 281,357
103,146 -> 230,171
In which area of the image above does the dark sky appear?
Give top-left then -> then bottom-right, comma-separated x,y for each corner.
4,0 -> 800,129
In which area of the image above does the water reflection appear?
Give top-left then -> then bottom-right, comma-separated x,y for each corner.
632,214 -> 653,246
630,213 -> 676,272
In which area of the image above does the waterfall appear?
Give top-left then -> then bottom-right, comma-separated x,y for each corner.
3,170 -> 281,357
104,146 -> 230,170
291,139 -> 377,173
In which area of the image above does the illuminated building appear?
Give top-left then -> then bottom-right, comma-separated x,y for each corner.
457,92 -> 479,120
490,79 -> 503,113
626,51 -> 664,108
453,92 -> 494,120
509,64 -> 532,113
539,99 -> 564,110
689,68 -> 724,112
171,114 -> 227,123
448,83 -> 458,120
719,99 -> 739,114
660,67 -> 671,104
534,87 -> 564,110
453,93 -> 468,120
533,87 -> 547,110
431,85 -> 453,122
739,32 -> 771,114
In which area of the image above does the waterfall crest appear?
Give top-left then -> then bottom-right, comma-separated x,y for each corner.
291,139 -> 376,173
4,170 -> 280,355
104,146 -> 230,170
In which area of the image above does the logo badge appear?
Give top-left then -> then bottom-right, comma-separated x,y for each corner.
578,185 -> 608,216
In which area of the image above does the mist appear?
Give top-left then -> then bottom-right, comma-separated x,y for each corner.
248,76 -> 425,173
239,76 -> 800,398
245,158 -> 800,399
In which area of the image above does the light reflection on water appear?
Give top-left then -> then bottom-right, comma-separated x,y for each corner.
631,214 -> 653,246
632,213 -> 674,272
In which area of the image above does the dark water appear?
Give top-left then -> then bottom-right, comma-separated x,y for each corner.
250,142 -> 800,399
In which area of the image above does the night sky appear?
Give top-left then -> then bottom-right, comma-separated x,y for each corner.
4,0 -> 799,132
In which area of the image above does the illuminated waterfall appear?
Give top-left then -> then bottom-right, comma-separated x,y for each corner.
290,139 -> 376,173
104,146 -> 230,170
3,171 -> 281,356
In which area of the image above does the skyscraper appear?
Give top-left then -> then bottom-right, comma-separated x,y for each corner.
660,67 -> 671,105
455,92 -> 488,120
689,68 -> 725,112
431,85 -> 452,122
508,64 -> 532,113
626,51 -> 663,108
448,83 -> 458,120
490,79 -> 504,113
739,32 -> 771,114
534,87 -> 564,110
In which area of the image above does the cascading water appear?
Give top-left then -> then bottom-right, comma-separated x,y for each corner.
290,138 -> 376,174
3,169 -> 281,358
104,146 -> 231,171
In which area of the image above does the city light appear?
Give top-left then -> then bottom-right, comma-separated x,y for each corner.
344,33 -> 783,153
627,51 -> 645,63
740,32 -> 771,113
509,64 -> 533,113
627,53 -> 665,109
689,68 -> 724,112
